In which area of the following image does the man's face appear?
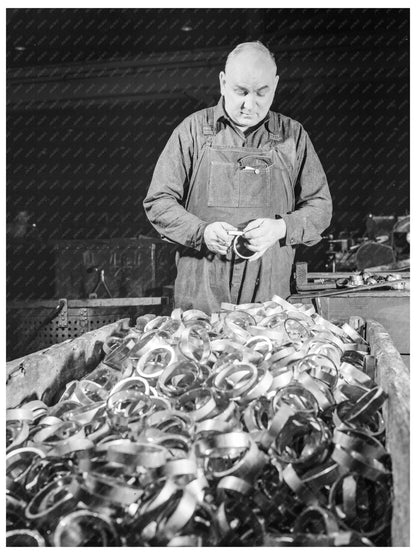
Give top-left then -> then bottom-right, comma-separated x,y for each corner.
219,52 -> 278,130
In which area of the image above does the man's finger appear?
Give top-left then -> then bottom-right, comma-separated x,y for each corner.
220,222 -> 238,231
217,229 -> 234,244
214,244 -> 228,255
246,239 -> 262,248
244,229 -> 261,240
243,224 -> 265,239
243,219 -> 263,233
245,243 -> 264,252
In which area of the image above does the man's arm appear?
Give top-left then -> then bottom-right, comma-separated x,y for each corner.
243,125 -> 332,253
143,119 -> 208,251
280,126 -> 332,247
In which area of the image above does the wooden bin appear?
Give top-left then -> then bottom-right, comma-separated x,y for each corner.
366,319 -> 409,547
291,291 -> 410,365
5,319 -> 409,546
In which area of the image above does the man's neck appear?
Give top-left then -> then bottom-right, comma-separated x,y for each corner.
223,106 -> 266,137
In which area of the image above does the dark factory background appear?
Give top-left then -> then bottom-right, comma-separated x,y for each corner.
6,8 -> 409,307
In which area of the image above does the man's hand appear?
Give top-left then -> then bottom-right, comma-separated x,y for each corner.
204,221 -> 237,255
242,218 -> 287,253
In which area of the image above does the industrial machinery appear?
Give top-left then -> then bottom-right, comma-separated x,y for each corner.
325,214 -> 410,272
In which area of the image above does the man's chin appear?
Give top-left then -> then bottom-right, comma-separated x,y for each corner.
235,115 -> 260,128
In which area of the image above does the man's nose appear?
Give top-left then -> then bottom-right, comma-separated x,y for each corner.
243,94 -> 256,111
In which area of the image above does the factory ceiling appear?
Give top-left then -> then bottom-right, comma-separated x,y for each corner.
7,8 -> 408,69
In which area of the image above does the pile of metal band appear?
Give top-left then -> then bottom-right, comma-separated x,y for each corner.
6,295 -> 392,547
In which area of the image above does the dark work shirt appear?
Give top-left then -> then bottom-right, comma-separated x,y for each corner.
144,97 -> 332,251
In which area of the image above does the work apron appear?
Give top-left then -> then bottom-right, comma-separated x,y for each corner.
175,109 -> 296,314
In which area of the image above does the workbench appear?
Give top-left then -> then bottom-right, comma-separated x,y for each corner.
291,263 -> 410,365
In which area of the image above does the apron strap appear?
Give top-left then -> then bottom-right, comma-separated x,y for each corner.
267,111 -> 295,189
184,107 -> 215,209
267,112 -> 283,146
202,107 -> 216,146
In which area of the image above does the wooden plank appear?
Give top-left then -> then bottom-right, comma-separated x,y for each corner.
295,282 -> 337,291
7,297 -> 165,310
295,290 -> 409,299
292,281 -> 410,298
6,319 -> 130,409
51,235 -> 169,248
307,271 -> 410,279
68,297 -> 164,308
327,291 -> 409,298
7,299 -> 68,309
366,319 -> 410,547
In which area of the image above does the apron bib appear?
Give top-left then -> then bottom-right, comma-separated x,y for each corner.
175,109 -> 296,313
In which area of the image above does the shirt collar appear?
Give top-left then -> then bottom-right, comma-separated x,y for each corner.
213,96 -> 271,133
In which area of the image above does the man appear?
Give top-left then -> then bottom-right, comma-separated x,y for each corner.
144,41 -> 332,314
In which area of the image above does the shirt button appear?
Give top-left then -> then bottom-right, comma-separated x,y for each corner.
290,239 -> 295,244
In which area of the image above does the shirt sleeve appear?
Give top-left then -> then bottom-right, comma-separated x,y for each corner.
280,126 -> 332,247
143,117 -> 208,250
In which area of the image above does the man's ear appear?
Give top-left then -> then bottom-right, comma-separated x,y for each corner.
219,71 -> 226,96
274,74 -> 280,91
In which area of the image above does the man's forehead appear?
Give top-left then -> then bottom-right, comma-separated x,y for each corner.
226,53 -> 276,81
226,67 -> 276,88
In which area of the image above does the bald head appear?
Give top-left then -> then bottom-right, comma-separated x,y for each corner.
220,42 -> 279,131
225,42 -> 277,75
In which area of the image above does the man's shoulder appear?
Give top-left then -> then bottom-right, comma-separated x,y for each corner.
179,107 -> 213,126
171,107 -> 213,138
269,111 -> 305,137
